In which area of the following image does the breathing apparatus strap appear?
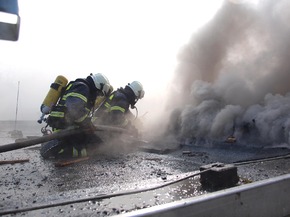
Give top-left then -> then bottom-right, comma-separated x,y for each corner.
50,82 -> 61,91
57,81 -> 75,104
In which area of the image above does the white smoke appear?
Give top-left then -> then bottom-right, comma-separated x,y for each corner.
166,0 -> 290,146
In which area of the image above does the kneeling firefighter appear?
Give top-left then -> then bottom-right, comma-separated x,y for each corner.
40,73 -> 111,159
93,81 -> 145,135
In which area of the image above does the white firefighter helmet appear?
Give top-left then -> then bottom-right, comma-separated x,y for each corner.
128,81 -> 145,100
90,73 -> 111,95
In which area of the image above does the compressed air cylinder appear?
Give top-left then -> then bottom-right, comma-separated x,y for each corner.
40,75 -> 68,114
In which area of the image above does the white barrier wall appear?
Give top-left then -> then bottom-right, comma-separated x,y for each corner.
120,173 -> 290,217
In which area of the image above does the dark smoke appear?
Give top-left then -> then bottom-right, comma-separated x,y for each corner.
166,0 -> 290,147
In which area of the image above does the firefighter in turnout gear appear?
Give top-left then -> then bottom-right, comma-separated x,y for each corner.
40,73 -> 111,159
94,81 -> 145,135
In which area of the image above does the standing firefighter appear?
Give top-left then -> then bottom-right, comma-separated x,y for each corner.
94,81 -> 145,135
40,73 -> 111,159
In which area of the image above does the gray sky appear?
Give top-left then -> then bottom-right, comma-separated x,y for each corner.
0,0 -> 227,122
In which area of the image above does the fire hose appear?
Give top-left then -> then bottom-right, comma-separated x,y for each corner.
1,153 -> 290,215
0,170 -> 207,216
0,125 -> 131,153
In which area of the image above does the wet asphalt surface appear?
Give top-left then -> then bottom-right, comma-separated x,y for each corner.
1,134 -> 290,216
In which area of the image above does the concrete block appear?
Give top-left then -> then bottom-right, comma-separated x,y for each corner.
200,162 -> 239,190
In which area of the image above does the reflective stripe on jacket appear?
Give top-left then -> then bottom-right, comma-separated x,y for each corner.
99,90 -> 130,126
49,79 -> 94,127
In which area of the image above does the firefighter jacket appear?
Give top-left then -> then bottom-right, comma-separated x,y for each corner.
95,87 -> 135,127
47,78 -> 97,129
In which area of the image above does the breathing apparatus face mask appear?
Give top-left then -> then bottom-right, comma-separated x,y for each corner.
131,101 -> 137,109
131,90 -> 144,109
98,83 -> 105,96
96,89 -> 104,97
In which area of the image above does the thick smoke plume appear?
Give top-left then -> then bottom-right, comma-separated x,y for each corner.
166,0 -> 290,147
